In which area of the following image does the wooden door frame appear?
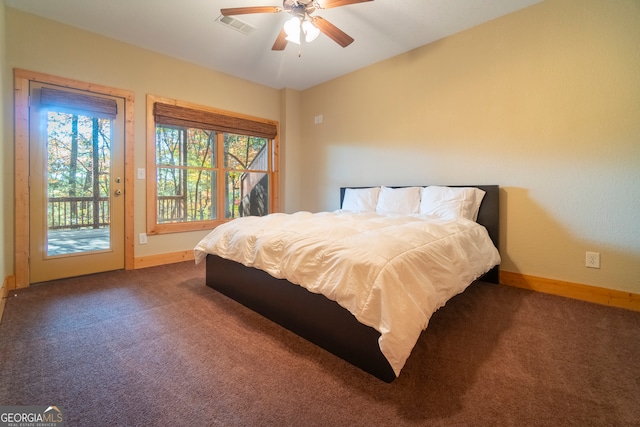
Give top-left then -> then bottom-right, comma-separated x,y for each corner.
14,69 -> 135,288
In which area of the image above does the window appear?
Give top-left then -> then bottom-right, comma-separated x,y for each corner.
39,87 -> 117,254
146,95 -> 279,234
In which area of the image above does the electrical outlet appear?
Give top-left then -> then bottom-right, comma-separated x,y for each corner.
139,233 -> 148,245
586,252 -> 600,269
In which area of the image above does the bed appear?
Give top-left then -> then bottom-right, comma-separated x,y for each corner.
195,185 -> 500,382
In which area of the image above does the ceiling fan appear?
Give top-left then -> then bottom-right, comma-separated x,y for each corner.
221,0 -> 373,51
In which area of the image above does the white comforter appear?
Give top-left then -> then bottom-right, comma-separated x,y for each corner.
194,211 -> 501,376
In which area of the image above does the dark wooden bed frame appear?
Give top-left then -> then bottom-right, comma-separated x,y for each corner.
205,185 -> 500,382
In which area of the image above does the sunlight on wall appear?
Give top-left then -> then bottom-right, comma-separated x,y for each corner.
301,0 -> 640,293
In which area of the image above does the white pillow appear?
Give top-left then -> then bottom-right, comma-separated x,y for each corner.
341,187 -> 380,212
376,186 -> 421,215
420,186 -> 485,221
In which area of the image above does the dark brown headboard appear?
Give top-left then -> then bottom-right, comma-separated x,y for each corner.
340,185 -> 500,284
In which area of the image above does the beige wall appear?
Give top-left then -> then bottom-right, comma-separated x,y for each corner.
280,88 -> 304,213
1,4 -> 7,283
300,0 -> 640,293
4,8 -> 292,266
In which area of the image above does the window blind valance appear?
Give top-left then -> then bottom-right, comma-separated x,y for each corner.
154,102 -> 277,140
40,87 -> 118,119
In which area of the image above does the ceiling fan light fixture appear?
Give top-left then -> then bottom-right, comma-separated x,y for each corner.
283,16 -> 300,40
303,19 -> 320,42
284,16 -> 319,44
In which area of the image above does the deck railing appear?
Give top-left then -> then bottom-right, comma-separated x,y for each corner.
157,195 -> 186,223
48,196 -> 111,230
49,195 -> 192,230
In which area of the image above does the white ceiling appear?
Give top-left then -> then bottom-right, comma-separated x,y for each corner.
5,0 -> 542,90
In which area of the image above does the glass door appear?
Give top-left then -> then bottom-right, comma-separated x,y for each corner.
29,83 -> 125,283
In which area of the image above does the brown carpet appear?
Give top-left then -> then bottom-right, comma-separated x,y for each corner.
0,261 -> 638,426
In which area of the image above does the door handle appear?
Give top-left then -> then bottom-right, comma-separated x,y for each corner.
114,189 -> 122,196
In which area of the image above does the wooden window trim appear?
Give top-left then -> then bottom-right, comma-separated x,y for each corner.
146,94 -> 279,235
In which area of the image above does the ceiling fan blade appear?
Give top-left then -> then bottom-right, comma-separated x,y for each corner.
272,28 -> 288,51
221,6 -> 282,16
318,0 -> 373,9
311,16 -> 354,47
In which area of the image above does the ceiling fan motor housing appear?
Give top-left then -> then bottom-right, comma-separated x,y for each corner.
284,0 -> 317,17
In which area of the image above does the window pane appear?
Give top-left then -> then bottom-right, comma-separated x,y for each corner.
157,167 -> 184,223
157,168 -> 216,223
225,171 -> 269,219
187,169 -> 216,221
224,133 -> 268,170
156,126 -> 183,167
46,111 -> 112,255
186,128 -> 215,168
156,126 -> 215,168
